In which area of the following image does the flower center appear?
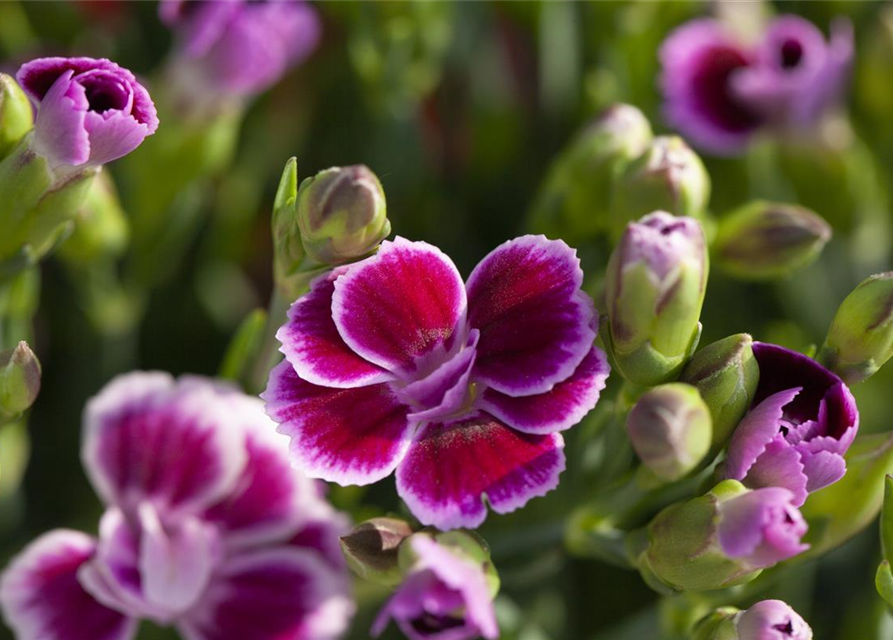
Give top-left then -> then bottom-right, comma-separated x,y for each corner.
780,40 -> 803,69
411,612 -> 466,635
78,71 -> 132,114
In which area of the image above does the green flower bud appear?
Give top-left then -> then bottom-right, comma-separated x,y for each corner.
611,136 -> 711,240
297,165 -> 390,266
528,103 -> 653,240
605,212 -> 708,385
713,201 -> 831,281
626,383 -> 712,481
57,171 -> 130,265
340,517 -> 414,586
690,608 -> 740,640
0,341 -> 41,421
271,158 -> 311,299
800,433 -> 893,559
633,480 -> 762,594
681,334 -> 760,449
0,73 -> 33,160
818,272 -> 893,384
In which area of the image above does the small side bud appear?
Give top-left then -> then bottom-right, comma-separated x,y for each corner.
611,136 -> 710,239
681,334 -> 759,448
0,342 -> 41,420
626,383 -> 711,481
340,517 -> 414,586
818,272 -> 893,384
692,601 -> 813,640
297,165 -> 390,265
0,74 -> 33,159
398,530 -> 499,598
528,103 -> 653,240
690,607 -> 740,640
605,212 -> 708,385
713,201 -> 831,281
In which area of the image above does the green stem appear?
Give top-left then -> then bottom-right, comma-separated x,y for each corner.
245,289 -> 290,395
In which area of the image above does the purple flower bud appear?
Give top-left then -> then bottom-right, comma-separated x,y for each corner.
660,16 -> 853,155
372,535 -> 498,640
736,599 -> 813,640
724,343 -> 859,506
15,57 -> 158,170
717,487 -> 809,569
161,0 -> 321,100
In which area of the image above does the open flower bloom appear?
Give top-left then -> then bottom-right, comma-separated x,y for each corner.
0,373 -> 353,640
372,535 -> 498,640
725,342 -> 859,506
16,57 -> 158,171
264,235 -> 609,530
660,15 -> 853,155
736,599 -> 813,640
717,487 -> 809,569
160,0 -> 321,99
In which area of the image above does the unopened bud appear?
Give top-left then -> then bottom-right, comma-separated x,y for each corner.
340,517 -> 413,586
0,74 -> 33,160
681,334 -> 759,448
690,608 -> 739,640
627,383 -> 711,481
611,136 -> 710,239
605,212 -> 708,385
528,103 -> 653,240
634,480 -> 807,593
58,171 -> 130,265
0,342 -> 41,420
713,201 -> 831,281
692,601 -> 813,640
818,272 -> 893,384
297,165 -> 390,265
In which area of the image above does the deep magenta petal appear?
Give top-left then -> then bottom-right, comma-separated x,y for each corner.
466,235 -> 596,396
16,57 -> 134,102
396,414 -> 565,530
479,346 -> 609,434
277,268 -> 392,389
82,372 -> 247,517
0,531 -> 138,640
179,548 -> 354,640
332,238 -> 467,374
263,360 -> 413,486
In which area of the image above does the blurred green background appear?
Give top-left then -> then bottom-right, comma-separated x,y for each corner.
2,1 -> 893,638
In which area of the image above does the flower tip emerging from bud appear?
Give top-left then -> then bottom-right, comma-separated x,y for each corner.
819,272 -> 893,384
735,600 -> 813,640
627,383 -> 711,481
340,517 -> 413,586
582,103 -> 653,159
605,212 -> 708,385
0,341 -> 41,419
611,135 -> 711,238
714,201 -> 831,281
0,73 -> 33,158
297,165 -> 390,265
681,333 -> 759,447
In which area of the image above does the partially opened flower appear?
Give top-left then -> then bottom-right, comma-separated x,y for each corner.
736,599 -> 813,640
725,343 -> 859,506
0,373 -> 353,640
160,0 -> 321,100
264,235 -> 609,530
660,15 -> 853,155
372,534 -> 498,640
16,57 -> 158,171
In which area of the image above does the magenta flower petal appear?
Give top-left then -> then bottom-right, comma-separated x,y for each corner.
726,387 -> 802,480
466,235 -> 596,396
717,487 -> 809,568
159,1 -> 242,58
82,110 -> 153,167
479,346 -> 609,434
396,414 -> 565,530
277,268 -> 393,389
739,436 -> 809,506
17,57 -> 133,101
179,548 -> 354,640
31,70 -> 90,166
332,238 -> 467,374
0,530 -> 138,640
263,360 -> 413,486
659,19 -> 760,155
82,372 -> 247,516
372,535 -> 498,640
798,449 -> 847,493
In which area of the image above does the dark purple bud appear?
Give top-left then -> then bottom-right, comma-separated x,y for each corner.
15,57 -> 158,171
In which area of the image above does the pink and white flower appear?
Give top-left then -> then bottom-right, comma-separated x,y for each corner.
0,373 -> 353,640
263,235 -> 610,530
